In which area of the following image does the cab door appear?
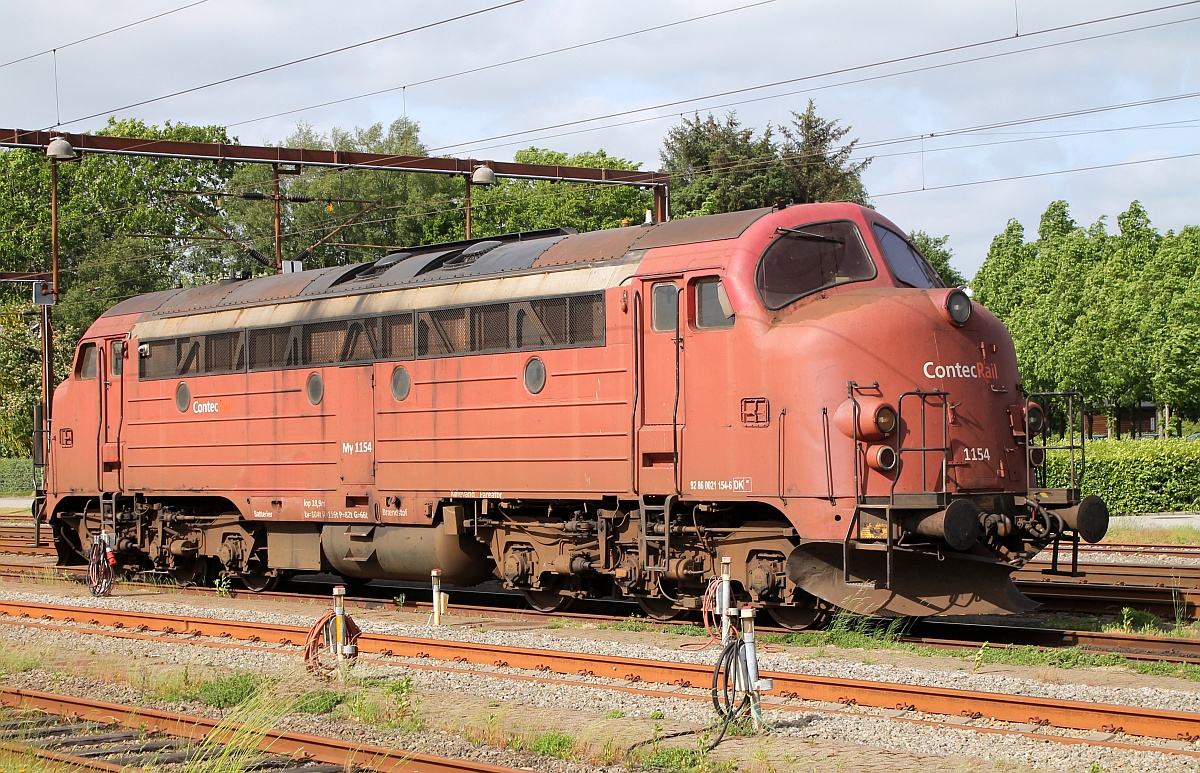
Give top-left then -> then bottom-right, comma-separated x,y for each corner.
52,340 -> 102,494
99,337 -> 127,492
637,278 -> 685,493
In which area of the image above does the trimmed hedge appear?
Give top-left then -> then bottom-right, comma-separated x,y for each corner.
1045,439 -> 1200,515
0,458 -> 32,495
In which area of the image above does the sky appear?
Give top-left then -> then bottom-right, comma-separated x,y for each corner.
2,0 -> 1198,278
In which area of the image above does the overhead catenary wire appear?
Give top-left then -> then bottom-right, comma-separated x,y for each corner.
51,1 -> 527,129
428,1 -> 1200,156
224,0 -> 780,130
0,1 -> 208,70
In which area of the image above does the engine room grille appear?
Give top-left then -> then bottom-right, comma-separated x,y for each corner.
138,291 -> 606,379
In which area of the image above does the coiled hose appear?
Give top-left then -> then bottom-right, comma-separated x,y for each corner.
87,539 -> 114,597
303,609 -> 361,674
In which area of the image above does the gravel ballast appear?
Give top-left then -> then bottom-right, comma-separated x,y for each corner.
1,581 -> 1199,772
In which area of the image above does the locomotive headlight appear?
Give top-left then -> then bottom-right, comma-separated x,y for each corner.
834,397 -> 898,441
1026,403 -> 1046,436
944,289 -> 972,326
874,404 -> 897,435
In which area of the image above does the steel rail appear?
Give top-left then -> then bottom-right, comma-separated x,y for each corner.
910,619 -> 1200,663
1017,581 -> 1200,618
1019,562 -> 1200,587
0,687 -> 526,773
7,619 -> 1200,762
2,600 -> 1199,743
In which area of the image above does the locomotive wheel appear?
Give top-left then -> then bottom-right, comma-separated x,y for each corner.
767,596 -> 835,631
239,572 -> 279,593
523,588 -> 574,613
637,596 -> 684,621
171,556 -> 211,587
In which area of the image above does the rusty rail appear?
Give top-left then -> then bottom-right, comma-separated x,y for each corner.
0,687 -> 525,773
2,600 -> 1199,743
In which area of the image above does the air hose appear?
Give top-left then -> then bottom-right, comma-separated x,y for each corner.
303,606 -> 361,674
87,535 -> 115,597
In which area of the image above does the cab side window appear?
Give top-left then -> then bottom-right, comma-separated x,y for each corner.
694,278 -> 734,330
111,341 -> 124,377
76,342 -> 98,380
872,224 -> 943,288
651,282 -> 678,333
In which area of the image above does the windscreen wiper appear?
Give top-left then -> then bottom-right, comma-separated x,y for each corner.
776,226 -> 844,244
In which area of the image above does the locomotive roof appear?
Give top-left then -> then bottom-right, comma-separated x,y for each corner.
103,207 -> 773,320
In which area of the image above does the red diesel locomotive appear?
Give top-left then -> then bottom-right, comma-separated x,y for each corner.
39,201 -> 1107,625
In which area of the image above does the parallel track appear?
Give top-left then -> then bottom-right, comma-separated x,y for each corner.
3,557 -> 1200,665
0,687 -> 527,773
1,599 -> 1199,751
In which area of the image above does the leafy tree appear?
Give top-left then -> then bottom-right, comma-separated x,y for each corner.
222,118 -> 456,273
0,117 -> 233,455
420,147 -> 653,243
910,231 -> 965,287
972,200 -> 1200,436
660,101 -> 870,218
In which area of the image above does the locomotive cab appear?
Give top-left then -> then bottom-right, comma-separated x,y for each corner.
736,206 -> 1107,616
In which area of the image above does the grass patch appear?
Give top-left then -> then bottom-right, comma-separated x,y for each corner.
632,743 -> 736,773
759,610 -> 911,651
1103,524 -> 1200,544
152,671 -> 273,708
0,646 -> 42,676
761,609 -> 1200,681
600,617 -> 652,633
293,689 -> 345,714
342,674 -> 421,730
530,730 -> 576,759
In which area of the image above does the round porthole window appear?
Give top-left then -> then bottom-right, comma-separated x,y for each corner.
175,381 -> 190,413
524,357 -> 546,394
306,371 -> 324,405
391,365 -> 411,401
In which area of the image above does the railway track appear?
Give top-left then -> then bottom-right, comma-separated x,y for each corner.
3,556 -> 1200,667
0,688 -> 527,773
0,599 -> 1198,758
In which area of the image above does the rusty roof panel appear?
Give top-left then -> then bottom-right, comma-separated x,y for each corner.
532,225 -> 654,268
217,269 -> 321,307
636,208 -> 771,249
101,288 -> 185,318
150,281 -> 242,315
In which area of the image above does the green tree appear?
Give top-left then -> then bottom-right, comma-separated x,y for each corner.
222,118 -> 455,272
0,117 -> 234,455
420,147 -> 653,243
971,200 -> 1200,436
660,101 -> 870,218
910,231 -> 965,287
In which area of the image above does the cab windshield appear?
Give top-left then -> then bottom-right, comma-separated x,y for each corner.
872,224 -> 943,288
754,220 -> 875,309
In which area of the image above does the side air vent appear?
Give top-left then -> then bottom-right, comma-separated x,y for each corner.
348,251 -> 413,283
441,240 -> 504,270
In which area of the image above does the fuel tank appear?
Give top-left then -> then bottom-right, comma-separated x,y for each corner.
322,523 -> 494,584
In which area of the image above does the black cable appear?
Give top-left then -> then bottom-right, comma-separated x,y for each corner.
226,0 -> 780,130
707,635 -> 752,750
0,1 -> 208,70
431,1 -> 1200,155
87,539 -> 113,597
54,1 -> 527,128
